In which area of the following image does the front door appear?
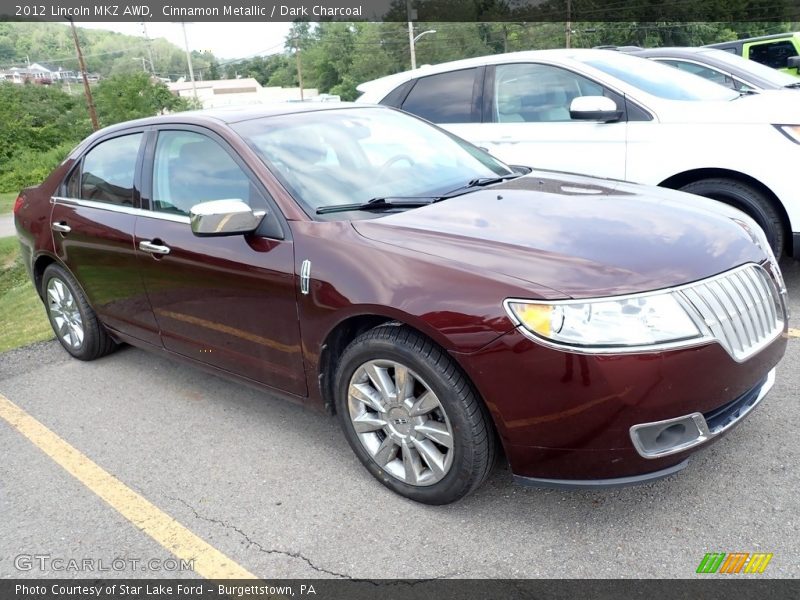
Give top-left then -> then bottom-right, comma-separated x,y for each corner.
135,127 -> 306,396
456,62 -> 627,180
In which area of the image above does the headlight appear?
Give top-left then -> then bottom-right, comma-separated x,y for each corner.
775,124 -> 800,144
504,293 -> 702,351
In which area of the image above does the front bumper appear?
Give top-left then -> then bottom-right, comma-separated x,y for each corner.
511,368 -> 774,489
630,368 -> 774,459
453,328 -> 786,483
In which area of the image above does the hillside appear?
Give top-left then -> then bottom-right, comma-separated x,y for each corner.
0,21 -> 217,80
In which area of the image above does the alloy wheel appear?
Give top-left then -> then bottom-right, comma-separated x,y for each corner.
347,359 -> 454,486
46,277 -> 84,349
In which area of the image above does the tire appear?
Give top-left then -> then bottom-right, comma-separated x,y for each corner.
679,178 -> 784,256
41,263 -> 117,361
335,325 -> 495,505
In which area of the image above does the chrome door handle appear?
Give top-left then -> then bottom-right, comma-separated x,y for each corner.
138,240 -> 171,255
51,222 -> 71,233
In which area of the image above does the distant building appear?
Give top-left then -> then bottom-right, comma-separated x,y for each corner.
0,62 -> 83,85
167,78 -> 322,108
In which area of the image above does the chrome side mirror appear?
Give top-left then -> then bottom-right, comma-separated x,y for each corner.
189,199 -> 265,237
569,96 -> 623,122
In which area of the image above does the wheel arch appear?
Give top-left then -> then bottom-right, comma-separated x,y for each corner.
32,252 -> 60,299
658,167 -> 791,253
317,313 -> 492,420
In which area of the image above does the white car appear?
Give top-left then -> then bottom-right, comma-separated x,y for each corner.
357,49 -> 800,256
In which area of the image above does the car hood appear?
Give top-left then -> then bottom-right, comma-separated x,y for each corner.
352,171 -> 765,298
655,90 -> 800,124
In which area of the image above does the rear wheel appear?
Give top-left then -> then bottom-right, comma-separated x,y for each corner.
335,325 -> 495,505
42,263 -> 117,361
679,178 -> 784,256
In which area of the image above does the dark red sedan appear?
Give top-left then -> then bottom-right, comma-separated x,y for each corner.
14,104 -> 788,504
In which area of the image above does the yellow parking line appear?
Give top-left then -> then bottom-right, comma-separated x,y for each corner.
788,328 -> 800,338
0,392 -> 256,580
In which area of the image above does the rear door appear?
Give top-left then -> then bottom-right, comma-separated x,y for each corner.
135,126 -> 306,396
51,130 -> 161,345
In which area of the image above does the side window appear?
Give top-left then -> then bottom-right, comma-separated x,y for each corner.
151,130 -> 266,216
493,63 -> 610,123
79,133 -> 143,205
65,163 -> 81,198
401,68 -> 477,123
748,41 -> 798,69
659,59 -> 736,89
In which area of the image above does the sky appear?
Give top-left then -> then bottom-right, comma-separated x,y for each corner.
69,22 -> 293,60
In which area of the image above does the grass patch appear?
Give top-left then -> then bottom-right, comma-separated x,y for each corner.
0,191 -> 17,215
0,236 -> 53,352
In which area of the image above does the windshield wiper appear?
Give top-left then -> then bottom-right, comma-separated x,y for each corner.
434,173 -> 523,201
316,196 -> 437,214
784,82 -> 800,89
316,173 -> 524,214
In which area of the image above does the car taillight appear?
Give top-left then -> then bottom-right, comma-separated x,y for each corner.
13,195 -> 23,216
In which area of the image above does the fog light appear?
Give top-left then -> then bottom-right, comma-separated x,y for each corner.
654,423 -> 687,449
630,413 -> 710,459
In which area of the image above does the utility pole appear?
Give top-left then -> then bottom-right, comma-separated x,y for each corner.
68,19 -> 98,131
142,22 -> 155,75
294,37 -> 304,100
565,0 -> 572,48
406,0 -> 417,69
181,22 -> 198,104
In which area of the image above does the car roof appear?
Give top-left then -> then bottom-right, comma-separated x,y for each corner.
357,48 -> 625,94
705,32 -> 800,47
628,47 -> 711,57
95,102 -> 377,135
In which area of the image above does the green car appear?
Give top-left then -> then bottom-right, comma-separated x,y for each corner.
706,32 -> 800,77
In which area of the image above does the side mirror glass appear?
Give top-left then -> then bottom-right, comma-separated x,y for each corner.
788,56 -> 800,72
569,96 -> 623,122
189,199 -> 265,237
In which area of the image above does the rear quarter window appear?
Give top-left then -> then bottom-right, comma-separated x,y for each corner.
401,68 -> 477,123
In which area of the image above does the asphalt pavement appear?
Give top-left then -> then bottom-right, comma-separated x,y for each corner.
1,259 -> 799,580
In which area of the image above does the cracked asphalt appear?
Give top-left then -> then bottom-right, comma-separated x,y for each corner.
1,260 -> 799,580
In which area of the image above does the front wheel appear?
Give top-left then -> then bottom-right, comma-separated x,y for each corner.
679,178 -> 784,256
41,263 -> 117,361
335,325 -> 495,504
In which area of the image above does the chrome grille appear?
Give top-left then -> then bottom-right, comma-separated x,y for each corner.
678,264 -> 784,362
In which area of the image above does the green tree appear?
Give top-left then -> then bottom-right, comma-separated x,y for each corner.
93,72 -> 190,127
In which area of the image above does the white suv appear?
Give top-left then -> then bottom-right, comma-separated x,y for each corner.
357,49 -> 800,256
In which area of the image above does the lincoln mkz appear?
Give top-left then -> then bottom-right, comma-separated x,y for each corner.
14,104 -> 788,504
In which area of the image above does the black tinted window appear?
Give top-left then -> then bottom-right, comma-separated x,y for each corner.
748,41 -> 798,69
152,130 -> 265,216
80,134 -> 142,206
401,68 -> 476,123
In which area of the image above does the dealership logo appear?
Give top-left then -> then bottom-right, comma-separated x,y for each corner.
696,552 -> 773,574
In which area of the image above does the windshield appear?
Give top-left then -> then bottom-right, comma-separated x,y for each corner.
697,48 -> 800,87
578,52 -> 739,101
231,107 -> 513,215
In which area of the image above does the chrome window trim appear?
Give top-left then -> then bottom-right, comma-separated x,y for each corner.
503,262 -> 785,361
51,196 -> 191,224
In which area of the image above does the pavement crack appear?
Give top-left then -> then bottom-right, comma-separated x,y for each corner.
166,495 -> 352,579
